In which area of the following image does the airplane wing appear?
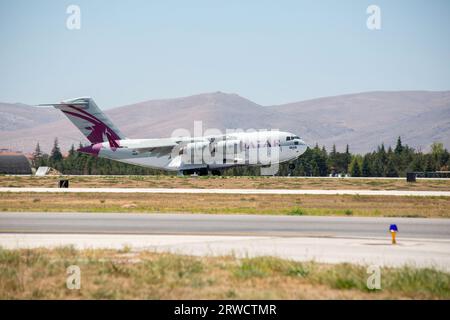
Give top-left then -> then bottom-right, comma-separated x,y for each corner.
122,137 -> 210,154
122,139 -> 178,154
132,146 -> 176,155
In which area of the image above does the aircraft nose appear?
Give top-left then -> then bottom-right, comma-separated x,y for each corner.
298,141 -> 307,154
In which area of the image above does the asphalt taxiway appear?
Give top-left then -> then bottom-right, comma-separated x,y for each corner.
0,213 -> 448,239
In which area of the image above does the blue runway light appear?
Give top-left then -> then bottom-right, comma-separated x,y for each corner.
389,224 -> 398,232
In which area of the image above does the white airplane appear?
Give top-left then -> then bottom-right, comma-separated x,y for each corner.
42,97 -> 307,175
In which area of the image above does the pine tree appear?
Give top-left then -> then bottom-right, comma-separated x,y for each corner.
378,143 -> 387,166
425,156 -> 435,172
50,138 -> 63,162
327,144 -> 337,175
311,162 -> 320,176
32,142 -> 43,168
68,144 -> 76,157
349,157 -> 361,177
344,144 -> 351,173
361,155 -> 371,177
313,149 -> 328,176
48,138 -> 64,172
394,136 -> 403,154
372,157 -> 383,177
409,155 -> 424,172
431,142 -> 445,170
63,144 -> 76,174
385,159 -> 398,177
331,144 -> 337,156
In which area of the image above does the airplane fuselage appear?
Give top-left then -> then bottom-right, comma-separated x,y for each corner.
81,130 -> 307,174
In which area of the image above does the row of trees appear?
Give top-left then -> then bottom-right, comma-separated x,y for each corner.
272,137 -> 450,177
32,137 -> 450,177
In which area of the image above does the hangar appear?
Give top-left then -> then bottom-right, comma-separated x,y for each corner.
0,152 -> 32,174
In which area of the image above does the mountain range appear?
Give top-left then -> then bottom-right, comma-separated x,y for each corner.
1,90 -> 449,154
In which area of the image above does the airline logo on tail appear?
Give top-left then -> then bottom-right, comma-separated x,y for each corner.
62,104 -> 121,150
40,97 -> 124,151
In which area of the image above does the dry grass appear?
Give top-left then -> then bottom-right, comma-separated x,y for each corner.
0,247 -> 448,299
1,175 -> 450,191
0,192 -> 449,218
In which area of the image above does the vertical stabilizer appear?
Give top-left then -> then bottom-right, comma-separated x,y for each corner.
41,97 -> 124,148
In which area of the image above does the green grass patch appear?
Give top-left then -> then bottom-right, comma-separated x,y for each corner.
288,207 -> 306,216
344,209 -> 353,216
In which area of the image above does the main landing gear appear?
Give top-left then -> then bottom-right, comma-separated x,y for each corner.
181,168 -> 222,176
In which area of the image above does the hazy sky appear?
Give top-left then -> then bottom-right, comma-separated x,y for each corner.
1,0 -> 449,108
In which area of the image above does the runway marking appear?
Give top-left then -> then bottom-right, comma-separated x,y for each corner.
1,187 -> 450,196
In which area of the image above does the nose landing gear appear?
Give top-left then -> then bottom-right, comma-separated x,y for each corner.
288,163 -> 296,176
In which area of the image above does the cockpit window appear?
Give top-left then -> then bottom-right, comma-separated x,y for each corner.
293,136 -> 300,139
286,137 -> 291,141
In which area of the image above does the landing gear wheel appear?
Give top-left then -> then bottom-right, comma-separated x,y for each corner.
211,170 -> 221,176
182,169 -> 208,176
288,163 -> 296,176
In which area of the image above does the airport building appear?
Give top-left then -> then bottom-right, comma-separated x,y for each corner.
0,151 -> 32,174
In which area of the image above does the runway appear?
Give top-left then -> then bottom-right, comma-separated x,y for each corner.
0,212 -> 449,239
1,212 -> 449,270
1,187 -> 450,196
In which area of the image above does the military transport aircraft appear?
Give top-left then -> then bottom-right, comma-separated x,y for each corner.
41,97 -> 307,175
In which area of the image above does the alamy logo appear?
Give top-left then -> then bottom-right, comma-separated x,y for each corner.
66,5 -> 81,30
367,5 -> 381,30
66,265 -> 81,290
366,265 -> 381,290
170,122 -> 282,174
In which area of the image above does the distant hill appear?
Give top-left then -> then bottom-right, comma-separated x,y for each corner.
0,102 -> 63,131
269,91 -> 450,153
1,91 -> 449,154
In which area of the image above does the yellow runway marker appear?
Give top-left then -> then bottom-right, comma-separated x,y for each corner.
390,224 -> 398,245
